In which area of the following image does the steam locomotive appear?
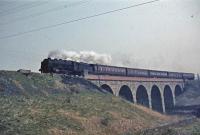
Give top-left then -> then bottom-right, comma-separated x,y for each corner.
40,58 -> 195,80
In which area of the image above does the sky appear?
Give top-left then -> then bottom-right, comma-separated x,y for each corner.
0,0 -> 199,73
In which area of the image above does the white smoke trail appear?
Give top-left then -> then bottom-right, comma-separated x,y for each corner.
48,50 -> 112,65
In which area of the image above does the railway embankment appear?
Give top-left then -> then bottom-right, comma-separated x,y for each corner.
0,70 -> 182,135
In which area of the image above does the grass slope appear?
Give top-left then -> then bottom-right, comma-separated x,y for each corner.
176,80 -> 200,106
0,71 -> 179,135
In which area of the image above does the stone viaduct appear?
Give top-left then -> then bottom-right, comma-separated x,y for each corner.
85,74 -> 184,113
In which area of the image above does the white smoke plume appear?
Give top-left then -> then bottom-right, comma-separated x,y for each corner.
48,50 -> 112,65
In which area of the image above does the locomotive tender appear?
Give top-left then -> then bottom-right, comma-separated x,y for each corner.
40,58 -> 195,80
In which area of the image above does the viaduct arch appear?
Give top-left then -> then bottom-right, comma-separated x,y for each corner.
151,85 -> 163,113
163,85 -> 174,113
119,85 -> 134,103
101,84 -> 113,94
136,85 -> 149,108
91,80 -> 184,113
175,85 -> 182,98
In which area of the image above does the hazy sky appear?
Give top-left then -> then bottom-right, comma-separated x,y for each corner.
0,0 -> 199,73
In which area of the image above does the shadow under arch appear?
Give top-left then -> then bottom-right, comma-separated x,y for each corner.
175,85 -> 182,98
151,85 -> 163,113
119,85 -> 134,103
164,85 -> 174,113
101,84 -> 113,94
136,85 -> 149,108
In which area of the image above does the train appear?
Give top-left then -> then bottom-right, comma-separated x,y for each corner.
40,58 -> 195,80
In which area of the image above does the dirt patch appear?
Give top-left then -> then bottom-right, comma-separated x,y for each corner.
12,80 -> 28,95
48,128 -> 77,135
82,116 -> 103,134
54,80 -> 66,90
110,118 -> 145,133
58,109 -> 87,122
28,107 -> 43,116
12,80 -> 24,90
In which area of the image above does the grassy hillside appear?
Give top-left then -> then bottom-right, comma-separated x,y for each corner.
176,80 -> 200,106
0,71 -> 185,135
